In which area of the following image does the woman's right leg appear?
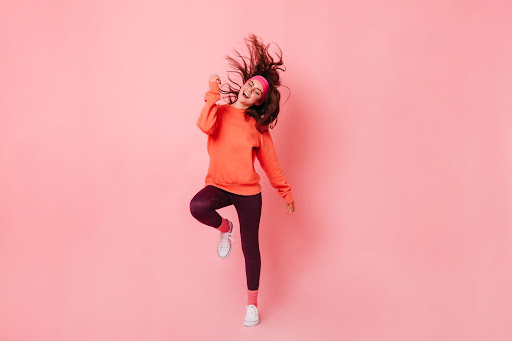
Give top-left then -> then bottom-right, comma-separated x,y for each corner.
190,185 -> 232,228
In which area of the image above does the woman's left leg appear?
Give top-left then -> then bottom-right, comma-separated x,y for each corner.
230,192 -> 262,306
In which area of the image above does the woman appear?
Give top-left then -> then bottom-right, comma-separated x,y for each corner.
190,33 -> 296,327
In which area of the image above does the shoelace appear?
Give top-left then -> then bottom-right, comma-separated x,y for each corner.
246,306 -> 258,317
220,231 -> 234,246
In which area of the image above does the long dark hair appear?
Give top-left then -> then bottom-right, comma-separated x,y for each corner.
219,34 -> 289,133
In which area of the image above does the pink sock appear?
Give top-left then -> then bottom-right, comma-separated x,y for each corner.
248,289 -> 258,307
218,218 -> 230,233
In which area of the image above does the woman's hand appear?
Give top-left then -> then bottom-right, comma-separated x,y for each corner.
286,200 -> 295,215
209,74 -> 221,85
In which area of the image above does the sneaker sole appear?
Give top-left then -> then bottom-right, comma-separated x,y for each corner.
243,319 -> 260,327
217,247 -> 231,259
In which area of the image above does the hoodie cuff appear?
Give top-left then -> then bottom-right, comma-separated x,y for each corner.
208,81 -> 220,92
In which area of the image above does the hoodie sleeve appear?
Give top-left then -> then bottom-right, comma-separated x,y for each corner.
196,81 -> 221,135
256,129 -> 294,204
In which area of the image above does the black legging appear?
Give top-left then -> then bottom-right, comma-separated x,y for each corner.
190,185 -> 262,290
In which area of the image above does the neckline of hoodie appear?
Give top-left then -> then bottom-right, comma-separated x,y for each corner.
221,104 -> 259,122
224,104 -> 247,111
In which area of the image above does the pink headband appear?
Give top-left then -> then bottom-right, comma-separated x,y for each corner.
248,75 -> 270,102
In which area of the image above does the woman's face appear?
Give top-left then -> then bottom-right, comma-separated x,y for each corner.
238,79 -> 264,107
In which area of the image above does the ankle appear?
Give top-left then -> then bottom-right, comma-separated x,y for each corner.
247,289 -> 258,307
218,218 -> 230,233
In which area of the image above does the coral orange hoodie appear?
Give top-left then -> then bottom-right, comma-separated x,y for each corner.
196,81 -> 294,204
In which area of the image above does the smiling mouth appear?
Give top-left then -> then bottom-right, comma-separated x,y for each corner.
243,91 -> 249,99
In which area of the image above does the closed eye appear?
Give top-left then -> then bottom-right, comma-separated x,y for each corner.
249,81 -> 261,96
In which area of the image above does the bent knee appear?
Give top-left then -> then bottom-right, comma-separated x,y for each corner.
190,197 -> 208,218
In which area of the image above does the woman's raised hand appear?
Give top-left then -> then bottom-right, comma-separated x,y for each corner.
209,74 -> 221,84
286,200 -> 295,215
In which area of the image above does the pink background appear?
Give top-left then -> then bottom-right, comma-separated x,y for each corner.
1,0 -> 511,340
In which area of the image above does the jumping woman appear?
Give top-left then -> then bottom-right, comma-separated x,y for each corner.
189,33 -> 296,327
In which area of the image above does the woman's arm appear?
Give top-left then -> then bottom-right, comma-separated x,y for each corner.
196,79 -> 221,135
256,130 -> 294,205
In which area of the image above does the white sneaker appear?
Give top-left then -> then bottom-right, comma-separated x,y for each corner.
217,219 -> 234,259
243,304 -> 260,326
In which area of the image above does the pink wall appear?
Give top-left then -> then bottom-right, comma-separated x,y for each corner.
1,0 -> 511,340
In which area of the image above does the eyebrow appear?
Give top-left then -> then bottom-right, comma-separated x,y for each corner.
249,81 -> 262,94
